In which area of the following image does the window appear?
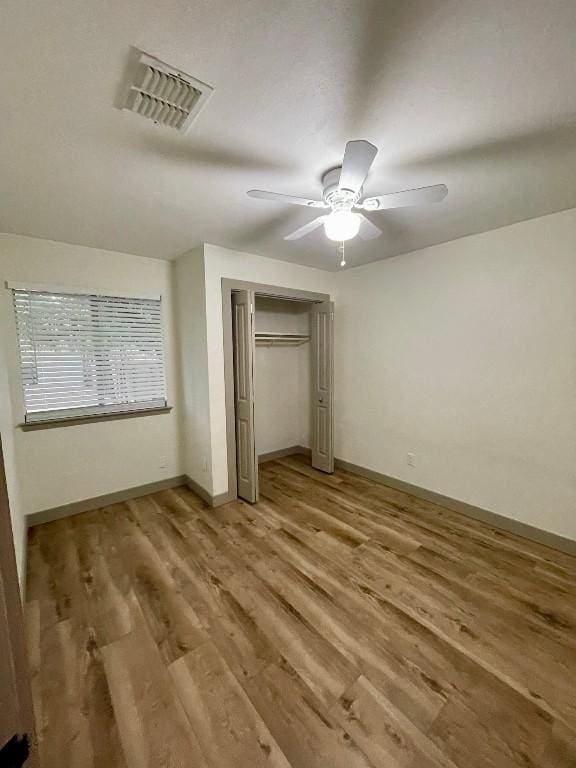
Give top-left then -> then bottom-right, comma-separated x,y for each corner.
12,287 -> 167,423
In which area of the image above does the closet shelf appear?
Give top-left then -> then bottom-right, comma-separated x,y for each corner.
255,332 -> 310,347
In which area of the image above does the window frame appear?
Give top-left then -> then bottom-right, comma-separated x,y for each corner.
9,282 -> 170,427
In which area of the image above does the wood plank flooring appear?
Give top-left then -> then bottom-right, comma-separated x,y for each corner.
26,456 -> 576,767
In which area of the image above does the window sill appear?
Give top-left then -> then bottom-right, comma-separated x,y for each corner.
19,406 -> 172,431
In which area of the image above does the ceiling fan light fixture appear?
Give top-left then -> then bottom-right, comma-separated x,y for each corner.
324,210 -> 360,242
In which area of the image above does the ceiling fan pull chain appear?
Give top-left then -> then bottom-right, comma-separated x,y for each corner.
338,241 -> 346,267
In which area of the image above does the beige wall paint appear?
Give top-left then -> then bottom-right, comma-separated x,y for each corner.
174,246 -> 213,490
0,336 -> 25,587
254,347 -> 310,455
334,208 -> 576,541
254,297 -> 311,456
0,234 -> 183,520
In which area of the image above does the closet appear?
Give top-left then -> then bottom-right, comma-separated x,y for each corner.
230,287 -> 333,503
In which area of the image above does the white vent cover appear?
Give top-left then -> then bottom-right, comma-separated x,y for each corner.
123,52 -> 213,132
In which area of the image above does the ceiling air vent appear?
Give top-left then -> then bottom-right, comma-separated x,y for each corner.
122,52 -> 213,132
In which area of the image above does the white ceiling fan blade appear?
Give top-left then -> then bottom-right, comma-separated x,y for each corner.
247,189 -> 327,208
284,216 -> 327,241
339,140 -> 378,194
361,183 -> 448,211
358,214 -> 382,241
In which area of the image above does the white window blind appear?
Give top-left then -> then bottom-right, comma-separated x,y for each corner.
13,288 -> 167,423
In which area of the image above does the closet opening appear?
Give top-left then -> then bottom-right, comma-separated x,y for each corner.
222,280 -> 333,504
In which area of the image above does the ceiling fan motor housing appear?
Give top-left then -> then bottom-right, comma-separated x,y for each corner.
322,167 -> 361,211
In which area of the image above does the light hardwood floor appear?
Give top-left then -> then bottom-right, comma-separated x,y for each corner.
25,455 -> 576,767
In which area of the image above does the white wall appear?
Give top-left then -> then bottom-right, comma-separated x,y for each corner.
334,208 -> 576,541
0,234 -> 183,520
174,246 -> 212,490
0,337 -> 26,588
201,244 -> 334,496
254,297 -> 310,456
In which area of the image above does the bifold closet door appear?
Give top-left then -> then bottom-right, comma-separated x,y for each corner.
311,300 -> 335,473
232,290 -> 258,502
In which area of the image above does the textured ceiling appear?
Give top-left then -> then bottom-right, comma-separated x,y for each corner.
2,0 -> 576,270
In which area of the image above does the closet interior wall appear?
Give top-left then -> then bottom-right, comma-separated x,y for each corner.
254,296 -> 310,457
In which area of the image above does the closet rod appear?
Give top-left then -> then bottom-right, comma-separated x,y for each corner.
255,332 -> 310,347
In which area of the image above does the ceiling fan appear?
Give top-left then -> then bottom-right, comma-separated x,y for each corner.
247,140 -> 448,243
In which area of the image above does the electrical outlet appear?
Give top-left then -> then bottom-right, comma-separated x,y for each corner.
159,455 -> 168,469
406,452 -> 415,468
202,458 -> 208,473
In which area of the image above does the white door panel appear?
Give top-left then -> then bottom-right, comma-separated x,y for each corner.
311,301 -> 334,473
232,290 -> 258,502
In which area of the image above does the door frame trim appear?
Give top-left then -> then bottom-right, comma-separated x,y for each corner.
221,279 -> 330,501
0,435 -> 38,765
